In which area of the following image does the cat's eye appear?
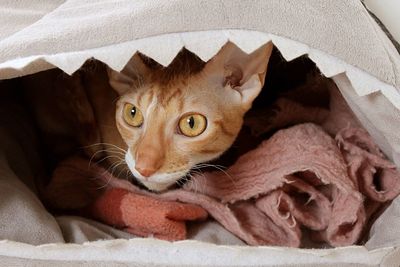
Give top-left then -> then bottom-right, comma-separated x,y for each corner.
178,113 -> 207,137
123,103 -> 144,127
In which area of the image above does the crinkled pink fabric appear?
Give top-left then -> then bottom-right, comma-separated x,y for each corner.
55,120 -> 400,247
70,122 -> 399,247
51,84 -> 400,247
337,127 -> 400,202
183,123 -> 366,247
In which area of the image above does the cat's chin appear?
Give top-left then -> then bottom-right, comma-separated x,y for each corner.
131,170 -> 185,192
140,180 -> 175,192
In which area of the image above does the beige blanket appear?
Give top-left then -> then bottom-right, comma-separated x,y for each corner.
0,0 -> 399,87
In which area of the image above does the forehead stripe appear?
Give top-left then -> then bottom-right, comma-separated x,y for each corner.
137,90 -> 145,107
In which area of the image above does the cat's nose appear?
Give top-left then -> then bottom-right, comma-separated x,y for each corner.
134,134 -> 165,179
135,165 -> 157,178
134,149 -> 164,178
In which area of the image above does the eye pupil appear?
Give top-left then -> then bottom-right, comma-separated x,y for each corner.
188,116 -> 195,128
131,107 -> 136,117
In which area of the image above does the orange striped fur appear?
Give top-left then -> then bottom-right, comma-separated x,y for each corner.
108,43 -> 273,191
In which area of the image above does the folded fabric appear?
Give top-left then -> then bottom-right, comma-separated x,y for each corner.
183,123 -> 366,247
49,121 -> 400,247
45,157 -> 208,241
47,81 -> 400,247
337,127 -> 400,202
88,187 -> 208,241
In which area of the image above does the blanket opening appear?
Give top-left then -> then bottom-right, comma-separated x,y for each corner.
0,44 -> 399,250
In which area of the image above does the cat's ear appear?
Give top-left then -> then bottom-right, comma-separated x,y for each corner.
203,42 -> 273,109
107,54 -> 151,95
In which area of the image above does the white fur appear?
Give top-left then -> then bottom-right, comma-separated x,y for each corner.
125,150 -> 188,191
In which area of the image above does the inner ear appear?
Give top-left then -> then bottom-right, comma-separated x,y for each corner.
226,42 -> 273,87
224,65 -> 243,88
204,42 -> 274,108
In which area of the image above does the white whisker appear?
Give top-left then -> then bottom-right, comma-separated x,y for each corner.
96,160 -> 125,189
192,162 -> 237,190
82,142 -> 127,154
90,155 -> 124,167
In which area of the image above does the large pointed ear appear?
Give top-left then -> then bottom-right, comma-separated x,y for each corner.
203,42 -> 273,109
107,53 -> 151,95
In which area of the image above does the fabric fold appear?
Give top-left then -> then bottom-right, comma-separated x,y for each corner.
47,83 -> 400,247
337,127 -> 400,202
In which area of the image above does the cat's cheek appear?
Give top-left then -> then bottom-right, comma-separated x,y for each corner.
191,153 -> 223,166
116,122 -> 138,147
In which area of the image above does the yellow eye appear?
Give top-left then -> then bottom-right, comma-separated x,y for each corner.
179,114 -> 207,137
123,103 -> 144,127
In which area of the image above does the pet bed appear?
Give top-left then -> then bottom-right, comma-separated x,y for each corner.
0,0 -> 400,266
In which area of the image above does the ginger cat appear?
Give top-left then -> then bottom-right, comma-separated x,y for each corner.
103,42 -> 273,191
25,42 -> 273,195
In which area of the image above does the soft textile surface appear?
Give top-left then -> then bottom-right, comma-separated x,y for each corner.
0,82 -> 64,244
52,121 -> 400,248
1,0 -> 399,90
0,74 -> 399,266
0,0 -> 399,264
88,187 -> 208,241
46,81 -> 400,247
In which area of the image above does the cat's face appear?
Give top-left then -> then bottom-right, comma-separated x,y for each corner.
115,73 -> 244,191
109,43 -> 273,191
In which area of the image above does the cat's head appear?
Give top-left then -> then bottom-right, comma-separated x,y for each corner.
108,42 -> 273,191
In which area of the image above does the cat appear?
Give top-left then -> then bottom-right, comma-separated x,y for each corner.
103,42 -> 273,191
24,42 -> 273,199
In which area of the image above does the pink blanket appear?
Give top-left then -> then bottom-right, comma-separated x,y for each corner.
47,85 -> 400,247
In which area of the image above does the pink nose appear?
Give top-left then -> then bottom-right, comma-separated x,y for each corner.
135,165 -> 157,178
